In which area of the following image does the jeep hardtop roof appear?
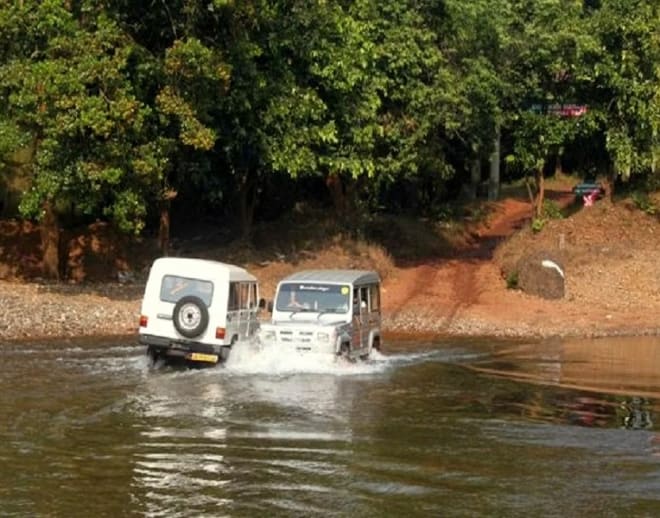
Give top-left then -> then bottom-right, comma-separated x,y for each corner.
149,257 -> 257,282
279,269 -> 379,285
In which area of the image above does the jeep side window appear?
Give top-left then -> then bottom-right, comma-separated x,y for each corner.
239,283 -> 250,310
369,284 -> 380,311
228,282 -> 240,311
359,286 -> 369,311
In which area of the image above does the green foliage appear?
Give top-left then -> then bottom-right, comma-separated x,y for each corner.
157,37 -> 230,151
105,189 -> 147,234
586,0 -> 660,181
1,0 -> 660,241
531,217 -> 546,233
440,0 -> 508,155
157,85 -> 217,150
260,0 -> 456,190
525,199 -> 561,235
542,199 -> 564,220
506,270 -> 519,290
0,121 -> 29,157
0,2 -> 157,234
631,191 -> 657,216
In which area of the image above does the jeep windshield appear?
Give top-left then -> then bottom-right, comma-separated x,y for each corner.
275,282 -> 350,314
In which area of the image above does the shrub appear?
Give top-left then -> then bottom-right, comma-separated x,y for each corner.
542,199 -> 564,220
631,191 -> 657,216
531,217 -> 546,233
506,270 -> 519,289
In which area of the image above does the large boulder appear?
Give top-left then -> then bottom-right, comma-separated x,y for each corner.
516,251 -> 566,300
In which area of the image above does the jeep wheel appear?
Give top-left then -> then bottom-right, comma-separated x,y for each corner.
339,342 -> 356,362
173,295 -> 209,338
219,346 -> 231,362
220,336 -> 237,363
146,345 -> 158,365
362,338 -> 380,360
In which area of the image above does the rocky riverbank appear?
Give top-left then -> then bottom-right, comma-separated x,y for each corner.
0,282 -> 142,342
2,278 -> 658,343
2,188 -> 659,344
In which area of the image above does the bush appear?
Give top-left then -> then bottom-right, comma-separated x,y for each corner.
506,270 -> 519,289
631,191 -> 657,216
542,199 -> 564,220
531,217 -> 546,233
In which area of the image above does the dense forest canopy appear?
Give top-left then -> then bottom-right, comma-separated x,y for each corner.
0,0 -> 658,277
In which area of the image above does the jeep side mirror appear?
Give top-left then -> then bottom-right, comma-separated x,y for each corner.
258,298 -> 266,309
267,300 -> 273,313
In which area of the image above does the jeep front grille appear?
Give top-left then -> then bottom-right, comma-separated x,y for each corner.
278,330 -> 314,343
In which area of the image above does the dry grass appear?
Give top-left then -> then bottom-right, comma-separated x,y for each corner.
495,195 -> 660,279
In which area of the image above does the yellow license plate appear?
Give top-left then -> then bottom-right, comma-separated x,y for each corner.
188,352 -> 219,363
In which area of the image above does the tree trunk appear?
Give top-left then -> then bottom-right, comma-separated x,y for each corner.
325,173 -> 360,230
326,173 -> 346,215
238,169 -> 257,242
488,128 -> 500,201
534,163 -> 545,218
470,158 -> 480,201
40,200 -> 60,280
158,187 -> 177,256
524,174 -> 536,206
605,164 -> 616,201
158,203 -> 170,256
554,152 -> 563,176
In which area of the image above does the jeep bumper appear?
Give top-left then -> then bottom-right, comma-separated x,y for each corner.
140,334 -> 223,364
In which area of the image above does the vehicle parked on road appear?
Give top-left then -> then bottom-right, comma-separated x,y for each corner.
138,257 -> 263,366
257,269 -> 382,361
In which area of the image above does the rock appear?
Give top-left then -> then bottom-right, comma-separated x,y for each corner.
516,251 -> 566,300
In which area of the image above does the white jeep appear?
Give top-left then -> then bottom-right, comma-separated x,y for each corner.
138,257 -> 263,366
257,269 -> 382,360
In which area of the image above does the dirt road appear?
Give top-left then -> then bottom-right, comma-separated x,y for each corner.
382,193 -> 660,339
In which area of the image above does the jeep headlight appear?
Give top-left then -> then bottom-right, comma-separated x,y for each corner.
261,329 -> 276,342
317,332 -> 330,342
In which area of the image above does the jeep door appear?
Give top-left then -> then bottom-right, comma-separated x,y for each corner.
227,282 -> 241,342
245,282 -> 260,337
367,283 -> 381,345
350,286 -> 370,352
358,285 -> 371,352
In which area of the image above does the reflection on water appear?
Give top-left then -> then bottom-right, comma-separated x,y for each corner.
466,335 -> 660,431
467,335 -> 660,395
1,335 -> 660,516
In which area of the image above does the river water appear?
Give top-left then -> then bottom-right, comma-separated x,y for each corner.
2,335 -> 660,517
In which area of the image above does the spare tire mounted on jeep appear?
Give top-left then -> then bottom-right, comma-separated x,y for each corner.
173,295 -> 209,338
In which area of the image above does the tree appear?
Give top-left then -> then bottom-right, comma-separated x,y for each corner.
583,0 -> 660,191
260,0 -> 459,226
114,0 -> 281,242
436,0 -> 509,201
155,36 -> 230,251
0,1 -> 158,277
500,0 -> 600,215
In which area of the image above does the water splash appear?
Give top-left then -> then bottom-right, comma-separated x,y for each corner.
223,340 -> 391,376
221,340 -> 471,376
